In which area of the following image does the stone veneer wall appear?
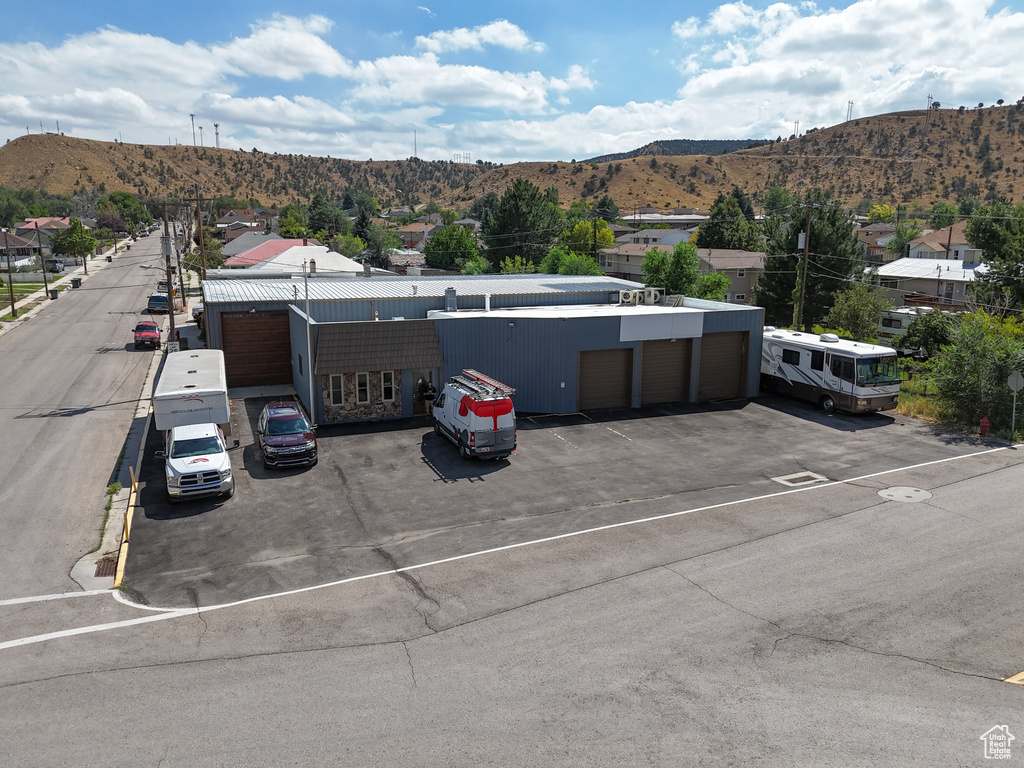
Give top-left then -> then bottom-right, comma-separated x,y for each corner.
321,370 -> 404,423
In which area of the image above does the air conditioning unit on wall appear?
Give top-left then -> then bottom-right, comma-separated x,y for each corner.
619,289 -> 641,305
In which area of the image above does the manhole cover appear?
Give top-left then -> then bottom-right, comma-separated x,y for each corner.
773,471 -> 829,487
877,486 -> 932,503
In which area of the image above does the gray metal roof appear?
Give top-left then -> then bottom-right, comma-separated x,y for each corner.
203,274 -> 643,305
315,319 -> 443,374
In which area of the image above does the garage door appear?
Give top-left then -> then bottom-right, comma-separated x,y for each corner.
697,331 -> 748,400
221,310 -> 292,387
641,339 -> 692,406
578,349 -> 633,410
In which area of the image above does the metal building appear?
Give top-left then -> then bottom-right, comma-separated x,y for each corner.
200,274 -> 764,423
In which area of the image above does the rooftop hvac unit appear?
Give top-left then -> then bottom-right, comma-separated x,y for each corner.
619,289 -> 641,305
643,287 -> 664,305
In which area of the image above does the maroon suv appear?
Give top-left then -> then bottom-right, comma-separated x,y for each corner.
256,401 -> 318,469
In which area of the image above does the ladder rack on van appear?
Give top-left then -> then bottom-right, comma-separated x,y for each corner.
451,369 -> 516,398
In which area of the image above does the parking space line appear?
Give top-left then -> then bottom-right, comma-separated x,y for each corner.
0,590 -> 110,607
0,444 -> 1015,651
1004,671 -> 1024,684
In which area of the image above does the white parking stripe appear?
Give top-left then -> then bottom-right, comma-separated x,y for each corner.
1,444 -> 1016,651
0,589 -> 110,607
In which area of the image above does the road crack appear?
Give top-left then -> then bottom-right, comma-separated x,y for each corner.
663,565 -> 1000,683
374,546 -> 440,633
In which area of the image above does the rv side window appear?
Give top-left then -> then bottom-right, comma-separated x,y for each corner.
810,351 -> 824,371
830,356 -> 855,382
882,317 -> 902,329
782,349 -> 800,365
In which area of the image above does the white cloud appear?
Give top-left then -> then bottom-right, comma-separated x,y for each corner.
211,15 -> 353,80
415,20 -> 545,54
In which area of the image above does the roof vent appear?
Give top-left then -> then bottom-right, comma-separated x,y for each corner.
819,333 -> 840,343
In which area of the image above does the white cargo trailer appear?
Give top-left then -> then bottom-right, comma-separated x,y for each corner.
153,349 -> 230,431
761,328 -> 901,414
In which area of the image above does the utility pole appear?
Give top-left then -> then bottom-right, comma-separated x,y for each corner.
793,205 -> 812,331
174,220 -> 187,313
199,126 -> 204,147
194,186 -> 208,281
3,231 -> 17,319
163,208 -> 176,343
36,222 -> 49,298
190,114 -> 196,146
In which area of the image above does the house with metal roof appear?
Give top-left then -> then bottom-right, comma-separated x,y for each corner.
875,256 -> 986,308
201,274 -> 764,423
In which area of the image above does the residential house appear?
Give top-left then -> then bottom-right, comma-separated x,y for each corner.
615,228 -> 689,247
0,231 -> 43,268
598,243 -> 662,280
875,256 -> 985,308
857,222 -> 897,265
697,249 -> 765,304
222,231 -> 282,258
223,238 -> 321,269
396,222 -> 440,251
213,211 -> 260,230
907,221 -> 974,260
248,245 -> 393,276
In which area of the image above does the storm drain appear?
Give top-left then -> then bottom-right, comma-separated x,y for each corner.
772,471 -> 829,487
877,486 -> 932,503
94,558 -> 117,578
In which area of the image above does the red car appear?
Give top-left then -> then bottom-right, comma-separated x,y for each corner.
134,320 -> 162,349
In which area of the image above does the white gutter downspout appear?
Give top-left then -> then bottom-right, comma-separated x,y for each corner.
485,293 -> 491,312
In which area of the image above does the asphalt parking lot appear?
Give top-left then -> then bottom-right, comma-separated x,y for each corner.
123,392 -> 995,608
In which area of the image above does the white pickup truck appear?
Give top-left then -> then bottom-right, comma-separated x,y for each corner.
156,423 -> 234,502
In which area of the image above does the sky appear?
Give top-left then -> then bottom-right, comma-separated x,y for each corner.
2,0 -> 1023,165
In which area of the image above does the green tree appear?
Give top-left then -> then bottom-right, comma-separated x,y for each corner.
49,218 -> 98,267
539,246 -> 569,274
822,283 -> 893,341
468,192 -> 499,228
695,195 -> 762,250
483,178 -> 562,267
332,233 -> 365,258
105,191 -> 151,229
868,203 -> 897,223
425,224 -> 480,270
729,185 -> 755,221
593,194 -> 619,223
557,252 -> 604,275
641,242 -> 730,299
930,312 -> 1024,430
885,221 -> 923,259
0,189 -> 29,227
965,201 -> 1024,307
499,255 -> 536,274
902,309 -> 955,357
307,193 -> 350,236
363,223 -> 399,268
460,252 -> 490,274
440,209 -> 459,226
278,204 -> 307,238
753,192 -> 863,329
928,201 -> 959,230
762,186 -> 794,217
558,219 -> 616,258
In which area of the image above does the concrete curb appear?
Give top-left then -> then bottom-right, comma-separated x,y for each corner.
70,332 -> 167,591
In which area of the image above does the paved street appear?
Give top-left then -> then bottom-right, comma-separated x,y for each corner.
1,380 -> 1022,764
0,235 -> 168,597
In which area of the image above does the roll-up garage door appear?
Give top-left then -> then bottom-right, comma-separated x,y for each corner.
641,339 -> 691,406
221,310 -> 292,387
697,331 -> 748,400
578,349 -> 633,410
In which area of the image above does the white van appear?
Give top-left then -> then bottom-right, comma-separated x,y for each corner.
433,370 -> 517,459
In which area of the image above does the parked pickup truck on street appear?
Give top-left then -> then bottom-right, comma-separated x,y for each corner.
133,320 -> 162,349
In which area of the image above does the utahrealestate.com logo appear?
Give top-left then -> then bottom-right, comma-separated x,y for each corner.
980,725 -> 1014,760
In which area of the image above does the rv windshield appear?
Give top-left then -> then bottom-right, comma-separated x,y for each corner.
857,355 -> 900,386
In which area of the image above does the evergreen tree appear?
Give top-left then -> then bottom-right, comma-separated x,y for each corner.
425,224 -> 479,271
695,195 -> 762,251
482,178 -> 562,267
753,192 -> 863,329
